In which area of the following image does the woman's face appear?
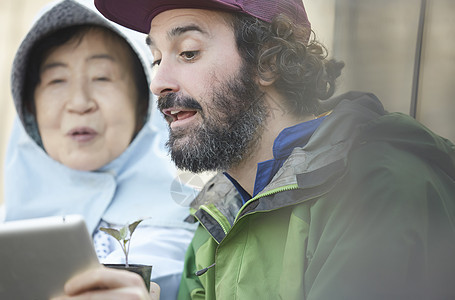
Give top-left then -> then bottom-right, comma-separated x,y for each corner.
34,29 -> 139,171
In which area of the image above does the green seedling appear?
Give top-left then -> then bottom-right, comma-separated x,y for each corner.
100,219 -> 143,267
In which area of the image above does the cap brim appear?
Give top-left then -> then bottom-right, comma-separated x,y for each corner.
95,0 -> 242,34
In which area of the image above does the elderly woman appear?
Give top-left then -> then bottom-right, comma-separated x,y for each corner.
3,1 -> 197,299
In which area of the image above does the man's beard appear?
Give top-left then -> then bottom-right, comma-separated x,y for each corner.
158,65 -> 269,173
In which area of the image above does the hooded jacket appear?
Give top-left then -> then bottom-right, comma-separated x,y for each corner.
178,92 -> 455,299
4,1 -> 197,298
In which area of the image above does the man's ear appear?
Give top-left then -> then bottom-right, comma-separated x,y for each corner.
258,73 -> 276,87
257,58 -> 278,87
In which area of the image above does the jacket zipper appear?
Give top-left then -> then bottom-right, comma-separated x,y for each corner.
199,204 -> 231,235
193,184 -> 299,236
235,184 -> 299,221
193,184 -> 300,276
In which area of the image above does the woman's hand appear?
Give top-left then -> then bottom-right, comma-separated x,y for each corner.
51,266 -> 160,300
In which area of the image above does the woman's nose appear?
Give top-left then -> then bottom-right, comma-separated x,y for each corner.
66,81 -> 97,114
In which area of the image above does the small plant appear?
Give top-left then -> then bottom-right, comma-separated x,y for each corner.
100,219 -> 143,267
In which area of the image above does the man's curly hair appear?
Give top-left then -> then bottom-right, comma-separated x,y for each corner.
230,13 -> 344,116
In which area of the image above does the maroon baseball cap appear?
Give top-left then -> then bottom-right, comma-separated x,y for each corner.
94,0 -> 310,34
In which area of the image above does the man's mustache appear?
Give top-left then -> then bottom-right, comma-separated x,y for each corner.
158,93 -> 203,111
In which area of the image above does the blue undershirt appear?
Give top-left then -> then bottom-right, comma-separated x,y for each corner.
224,116 -> 326,204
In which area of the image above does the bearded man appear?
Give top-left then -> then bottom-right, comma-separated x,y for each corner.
53,0 -> 455,299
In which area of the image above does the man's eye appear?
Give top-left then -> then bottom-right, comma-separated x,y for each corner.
180,51 -> 199,61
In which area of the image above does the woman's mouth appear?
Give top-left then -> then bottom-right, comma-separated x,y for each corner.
67,127 -> 98,142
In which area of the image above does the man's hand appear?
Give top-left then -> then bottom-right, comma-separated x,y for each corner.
51,266 -> 160,300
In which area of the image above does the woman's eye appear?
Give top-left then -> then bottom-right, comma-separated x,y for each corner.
48,79 -> 65,85
180,51 -> 199,61
152,59 -> 161,67
94,76 -> 110,82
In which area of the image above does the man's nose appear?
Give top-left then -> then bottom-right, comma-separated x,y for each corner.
149,59 -> 180,97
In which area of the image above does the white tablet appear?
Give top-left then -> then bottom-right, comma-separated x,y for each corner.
0,215 -> 100,299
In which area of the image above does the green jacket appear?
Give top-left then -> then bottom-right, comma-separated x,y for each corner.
178,92 -> 455,300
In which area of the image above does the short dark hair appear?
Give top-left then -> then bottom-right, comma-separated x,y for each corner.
230,13 -> 344,115
24,25 -> 149,133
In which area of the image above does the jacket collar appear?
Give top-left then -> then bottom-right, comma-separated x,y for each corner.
189,91 -> 455,243
189,92 -> 388,241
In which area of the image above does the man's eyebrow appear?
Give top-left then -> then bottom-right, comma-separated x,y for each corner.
146,36 -> 152,46
169,24 -> 207,38
146,24 -> 208,47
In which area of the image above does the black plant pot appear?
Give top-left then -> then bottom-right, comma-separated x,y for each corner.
103,264 -> 152,291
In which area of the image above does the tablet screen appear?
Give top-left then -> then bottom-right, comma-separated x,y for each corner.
0,215 -> 100,299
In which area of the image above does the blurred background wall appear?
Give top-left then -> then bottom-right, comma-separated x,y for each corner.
329,0 -> 455,141
1,0 -> 454,205
1,0 -> 56,206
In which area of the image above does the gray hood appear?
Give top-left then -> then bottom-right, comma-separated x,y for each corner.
10,0 -> 154,145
